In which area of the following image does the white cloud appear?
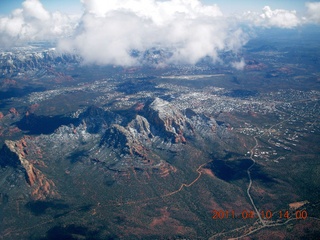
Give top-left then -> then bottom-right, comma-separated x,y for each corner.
0,0 -> 78,47
2,0 -> 319,68
59,0 -> 248,66
80,0 -> 223,24
231,58 -> 245,70
22,0 -> 50,21
243,6 -> 301,28
60,11 -> 148,66
306,2 -> 320,23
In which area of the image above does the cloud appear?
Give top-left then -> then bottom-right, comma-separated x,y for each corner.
243,6 -> 301,28
22,0 -> 50,21
3,0 -> 318,68
0,0 -> 78,47
231,58 -> 245,70
306,2 -> 320,23
80,0 -> 223,24
58,0 -> 248,66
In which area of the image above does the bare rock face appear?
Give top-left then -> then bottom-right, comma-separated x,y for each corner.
98,98 -> 195,172
8,108 -> 19,116
127,115 -> 153,140
144,97 -> 193,143
100,119 -> 161,170
102,124 -> 134,151
99,98 -> 220,166
185,110 -> 217,139
100,98 -> 192,155
1,138 -> 58,200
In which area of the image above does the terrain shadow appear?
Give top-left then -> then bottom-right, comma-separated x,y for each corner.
0,86 -> 46,101
16,113 -> 77,134
38,224 -> 119,240
25,200 -> 69,216
205,159 -> 277,184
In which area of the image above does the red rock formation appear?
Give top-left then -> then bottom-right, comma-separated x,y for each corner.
9,127 -> 21,135
175,130 -> 187,144
28,103 -> 40,113
150,207 -> 170,227
9,108 -> 19,116
5,139 -> 58,200
158,161 -> 177,178
146,98 -> 194,142
134,103 -> 145,111
1,79 -> 17,88
131,144 -> 148,159
180,135 -> 186,144
30,167 -> 58,200
0,112 -> 4,120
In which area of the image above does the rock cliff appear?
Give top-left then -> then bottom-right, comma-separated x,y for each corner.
1,137 -> 58,200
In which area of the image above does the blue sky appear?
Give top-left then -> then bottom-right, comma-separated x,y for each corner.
0,0 -> 82,15
0,0 -> 311,15
206,0 -> 308,14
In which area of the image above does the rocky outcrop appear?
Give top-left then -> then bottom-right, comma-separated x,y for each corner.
100,98 -> 192,157
0,98 -> 227,186
101,120 -> 153,163
27,104 -> 40,114
185,111 -> 217,138
144,98 -> 193,143
127,115 -> 153,142
8,108 -> 19,116
102,124 -> 133,151
1,138 -> 58,200
99,98 -> 220,164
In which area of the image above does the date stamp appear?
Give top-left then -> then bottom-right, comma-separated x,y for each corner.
212,209 -> 308,220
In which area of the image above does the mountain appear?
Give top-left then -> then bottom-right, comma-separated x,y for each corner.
0,97 -> 240,199
0,46 -> 80,77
